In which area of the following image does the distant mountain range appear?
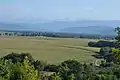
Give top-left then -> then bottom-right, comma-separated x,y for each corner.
0,20 -> 120,36
61,26 -> 116,36
0,22 -> 48,31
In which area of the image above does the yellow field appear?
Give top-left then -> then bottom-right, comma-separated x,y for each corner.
0,36 -> 99,64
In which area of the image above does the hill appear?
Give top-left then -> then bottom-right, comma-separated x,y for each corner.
0,20 -> 120,35
61,26 -> 116,36
0,22 -> 48,31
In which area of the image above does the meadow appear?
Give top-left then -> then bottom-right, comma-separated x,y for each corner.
0,36 -> 100,64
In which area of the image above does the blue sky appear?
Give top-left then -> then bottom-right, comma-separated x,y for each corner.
0,0 -> 120,22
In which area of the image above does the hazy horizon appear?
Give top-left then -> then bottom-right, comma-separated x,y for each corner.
0,0 -> 120,33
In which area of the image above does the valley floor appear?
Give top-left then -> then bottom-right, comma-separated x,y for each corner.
0,36 -> 99,64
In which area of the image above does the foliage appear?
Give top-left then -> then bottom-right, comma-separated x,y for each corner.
112,48 -> 120,64
10,60 -> 39,80
99,47 -> 112,56
0,59 -> 12,80
44,64 -> 59,72
115,27 -> 120,48
60,60 -> 82,74
115,27 -> 120,40
88,42 -> 97,47
3,52 -> 34,64
49,73 -> 62,80
0,59 -> 39,80
88,41 -> 116,47
2,53 -> 46,71
1,52 -> 120,80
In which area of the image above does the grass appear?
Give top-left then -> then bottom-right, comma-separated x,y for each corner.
0,36 -> 100,64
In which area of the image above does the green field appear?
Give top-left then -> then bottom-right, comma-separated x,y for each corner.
0,36 -> 100,64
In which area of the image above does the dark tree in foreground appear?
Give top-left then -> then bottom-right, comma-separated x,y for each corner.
99,47 -> 112,56
2,53 -> 46,71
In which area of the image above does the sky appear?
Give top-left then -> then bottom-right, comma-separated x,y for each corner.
0,0 -> 120,22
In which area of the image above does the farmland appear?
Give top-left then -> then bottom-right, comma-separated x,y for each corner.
0,36 -> 99,64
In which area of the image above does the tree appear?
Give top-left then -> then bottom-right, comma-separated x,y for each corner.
112,48 -> 120,64
49,73 -> 62,80
34,60 -> 46,71
68,74 -> 75,80
99,47 -> 112,56
44,64 -> 58,72
88,41 -> 115,47
0,59 -> 39,80
88,42 -> 97,47
3,53 -> 34,64
58,60 -> 82,80
58,63 -> 69,80
3,53 -> 46,71
4,33 -> 8,36
60,60 -> 82,74
115,27 -> 120,48
0,59 -> 13,79
115,27 -> 120,37
10,60 -> 39,80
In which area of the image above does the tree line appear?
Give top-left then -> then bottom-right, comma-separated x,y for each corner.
0,30 -> 115,40
88,41 -> 117,47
